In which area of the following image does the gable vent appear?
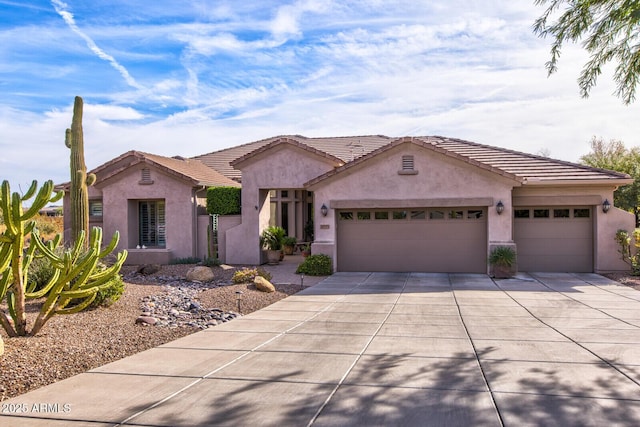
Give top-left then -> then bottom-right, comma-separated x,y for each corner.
139,168 -> 154,185
402,155 -> 414,170
398,155 -> 418,175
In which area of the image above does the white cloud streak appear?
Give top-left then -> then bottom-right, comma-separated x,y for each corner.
50,0 -> 144,90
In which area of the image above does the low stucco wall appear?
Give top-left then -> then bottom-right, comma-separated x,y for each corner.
125,249 -> 173,265
596,206 -> 635,272
218,215 -> 242,264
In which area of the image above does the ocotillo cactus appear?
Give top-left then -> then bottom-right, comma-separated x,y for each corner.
0,180 -> 126,337
66,96 -> 96,249
0,180 -> 63,336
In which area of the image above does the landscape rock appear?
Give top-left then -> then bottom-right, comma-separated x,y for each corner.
0,336 -> 4,357
137,264 -> 161,275
135,316 -> 158,325
186,266 -> 215,282
254,276 -> 276,293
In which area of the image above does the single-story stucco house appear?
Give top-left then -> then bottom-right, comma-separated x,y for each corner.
59,134 -> 634,273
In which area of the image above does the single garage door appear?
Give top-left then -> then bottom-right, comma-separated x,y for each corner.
514,207 -> 593,272
337,207 -> 487,272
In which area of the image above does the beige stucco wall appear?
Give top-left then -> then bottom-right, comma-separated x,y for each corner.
95,164 -> 202,264
225,144 -> 338,265
308,143 -> 517,271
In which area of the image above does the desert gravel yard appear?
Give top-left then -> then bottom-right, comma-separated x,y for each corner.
2,271 -> 640,426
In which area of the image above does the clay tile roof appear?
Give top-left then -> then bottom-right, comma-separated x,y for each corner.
193,135 -> 392,182
426,136 -> 632,182
304,136 -> 632,187
90,150 -> 239,188
230,137 -> 344,167
186,134 -> 630,187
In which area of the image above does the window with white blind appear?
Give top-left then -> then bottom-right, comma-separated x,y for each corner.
139,200 -> 166,247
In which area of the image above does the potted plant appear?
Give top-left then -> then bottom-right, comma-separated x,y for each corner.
488,246 -> 516,279
260,227 -> 284,265
301,242 -> 311,258
282,236 -> 297,255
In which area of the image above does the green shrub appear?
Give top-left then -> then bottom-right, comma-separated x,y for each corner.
232,267 -> 272,284
27,255 -> 57,292
201,257 -> 221,267
170,256 -> 202,265
296,254 -> 332,276
207,186 -> 241,215
90,274 -> 126,308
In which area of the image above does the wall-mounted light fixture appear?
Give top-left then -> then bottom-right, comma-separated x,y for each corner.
603,199 -> 611,213
496,201 -> 504,215
320,204 -> 328,216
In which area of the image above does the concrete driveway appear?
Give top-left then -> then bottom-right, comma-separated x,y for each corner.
2,272 -> 640,426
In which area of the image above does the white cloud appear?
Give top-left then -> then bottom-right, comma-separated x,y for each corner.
50,0 -> 144,90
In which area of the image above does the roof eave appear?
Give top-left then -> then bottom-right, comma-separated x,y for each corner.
521,178 -> 634,186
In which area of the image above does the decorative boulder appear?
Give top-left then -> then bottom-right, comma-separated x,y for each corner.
254,276 -> 275,293
186,266 -> 215,282
135,316 -> 158,325
137,264 -> 161,275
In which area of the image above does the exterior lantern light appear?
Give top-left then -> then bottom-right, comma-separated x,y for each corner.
320,204 -> 328,216
496,201 -> 505,215
603,199 -> 611,213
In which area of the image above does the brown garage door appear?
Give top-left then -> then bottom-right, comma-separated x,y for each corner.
514,207 -> 593,272
337,208 -> 487,272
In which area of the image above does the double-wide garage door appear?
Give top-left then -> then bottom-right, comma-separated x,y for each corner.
337,207 -> 487,272
514,206 -> 593,272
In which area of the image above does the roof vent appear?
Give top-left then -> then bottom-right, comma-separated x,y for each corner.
139,168 -> 154,185
398,155 -> 418,175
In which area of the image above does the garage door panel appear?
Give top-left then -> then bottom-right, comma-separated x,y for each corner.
514,207 -> 593,272
337,208 -> 486,273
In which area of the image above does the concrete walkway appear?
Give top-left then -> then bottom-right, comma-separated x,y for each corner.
3,272 -> 640,426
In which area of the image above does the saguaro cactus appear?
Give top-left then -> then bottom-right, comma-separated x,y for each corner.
0,180 -> 126,337
66,96 -> 96,249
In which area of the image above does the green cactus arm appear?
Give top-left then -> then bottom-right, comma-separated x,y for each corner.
21,242 -> 38,291
25,269 -> 61,299
36,276 -> 67,323
67,257 -> 99,291
1,182 -> 17,236
59,286 -> 99,299
10,192 -> 23,232
28,231 -> 64,269
7,291 -> 17,326
86,173 -> 96,186
24,220 -> 36,235
84,263 -> 125,289
0,234 -> 12,243
21,180 -> 38,201
0,241 -> 13,272
99,230 -> 121,258
50,189 -> 64,204
21,180 -> 54,220
65,128 -> 72,148
0,271 -> 11,299
55,293 -> 97,315
88,226 -> 102,249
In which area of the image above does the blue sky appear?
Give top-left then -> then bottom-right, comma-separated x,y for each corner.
1,1 -> 639,190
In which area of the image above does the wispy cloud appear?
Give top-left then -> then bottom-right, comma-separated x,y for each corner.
0,1 -> 638,190
50,0 -> 144,90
